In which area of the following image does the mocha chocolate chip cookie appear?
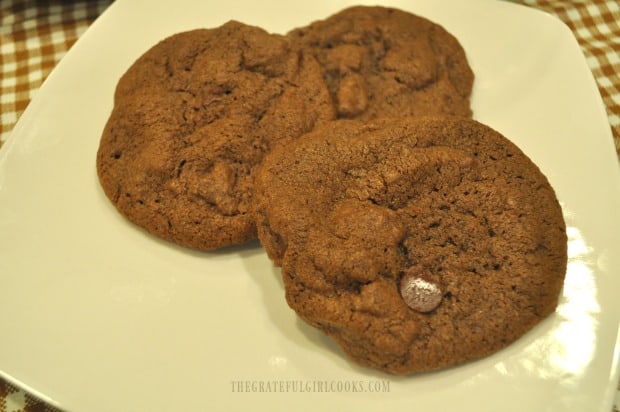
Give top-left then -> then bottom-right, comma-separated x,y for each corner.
97,21 -> 334,250
287,6 -> 474,120
252,117 -> 567,374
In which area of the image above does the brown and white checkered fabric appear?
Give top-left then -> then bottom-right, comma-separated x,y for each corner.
0,1 -> 619,411
0,378 -> 61,412
0,0 -> 113,143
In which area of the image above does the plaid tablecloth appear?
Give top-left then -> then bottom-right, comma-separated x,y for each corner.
0,0 -> 619,411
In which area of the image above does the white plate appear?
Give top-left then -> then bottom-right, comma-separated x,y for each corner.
1,0 -> 619,411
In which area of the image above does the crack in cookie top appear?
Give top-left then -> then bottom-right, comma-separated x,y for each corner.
96,21 -> 334,250
287,6 -> 474,120
252,117 -> 567,374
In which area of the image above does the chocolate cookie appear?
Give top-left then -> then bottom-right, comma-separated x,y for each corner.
252,117 -> 567,374
287,6 -> 474,120
97,21 -> 334,250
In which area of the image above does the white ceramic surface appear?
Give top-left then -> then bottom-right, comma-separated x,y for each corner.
1,0 -> 619,411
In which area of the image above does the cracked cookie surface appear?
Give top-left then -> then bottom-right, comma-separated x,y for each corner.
252,117 -> 567,374
96,21 -> 334,250
287,6 -> 474,120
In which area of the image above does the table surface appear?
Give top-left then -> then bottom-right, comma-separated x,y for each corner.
1,0 -> 619,411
